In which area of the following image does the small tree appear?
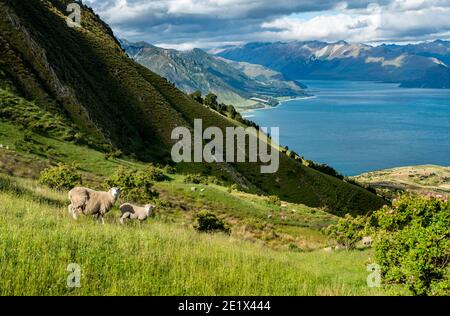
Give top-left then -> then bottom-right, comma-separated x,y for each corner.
189,90 -> 203,104
266,195 -> 281,206
325,214 -> 366,250
38,163 -> 81,190
194,211 -> 230,234
183,174 -> 209,185
106,166 -> 159,203
372,195 -> 449,296
204,93 -> 218,108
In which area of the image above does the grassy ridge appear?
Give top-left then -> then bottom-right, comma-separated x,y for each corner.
0,175 -> 383,295
353,165 -> 450,196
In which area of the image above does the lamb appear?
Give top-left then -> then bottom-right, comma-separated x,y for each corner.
68,187 -> 121,224
119,203 -> 155,224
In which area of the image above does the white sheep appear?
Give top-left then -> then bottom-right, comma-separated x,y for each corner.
361,236 -> 373,247
119,203 -> 155,224
68,187 -> 121,224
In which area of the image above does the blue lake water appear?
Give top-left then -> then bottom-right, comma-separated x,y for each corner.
245,80 -> 450,176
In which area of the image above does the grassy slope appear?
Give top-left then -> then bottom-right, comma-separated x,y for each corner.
0,175 -> 384,296
0,0 -> 385,215
0,120 -> 335,250
353,165 -> 450,196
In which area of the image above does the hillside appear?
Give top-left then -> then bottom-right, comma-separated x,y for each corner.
0,174 -> 384,295
119,39 -> 307,109
0,0 -> 385,214
353,165 -> 450,197
215,40 -> 450,88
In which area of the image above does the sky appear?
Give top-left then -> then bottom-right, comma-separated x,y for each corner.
83,0 -> 450,50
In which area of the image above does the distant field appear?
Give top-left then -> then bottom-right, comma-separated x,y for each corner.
0,175 -> 385,296
353,165 -> 450,196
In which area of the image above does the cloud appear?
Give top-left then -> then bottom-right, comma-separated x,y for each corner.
83,0 -> 450,48
261,0 -> 450,43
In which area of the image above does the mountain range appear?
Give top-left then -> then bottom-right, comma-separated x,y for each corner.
119,39 -> 307,109
215,40 -> 450,88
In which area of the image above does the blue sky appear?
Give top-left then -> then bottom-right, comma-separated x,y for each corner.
83,0 -> 450,50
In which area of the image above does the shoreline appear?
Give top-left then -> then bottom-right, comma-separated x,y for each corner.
241,94 -> 315,116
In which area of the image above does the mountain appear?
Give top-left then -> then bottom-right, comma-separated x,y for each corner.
0,0 -> 384,214
119,39 -> 307,109
216,40 -> 450,88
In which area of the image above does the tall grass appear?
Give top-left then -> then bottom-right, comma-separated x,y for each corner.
0,176 -> 385,295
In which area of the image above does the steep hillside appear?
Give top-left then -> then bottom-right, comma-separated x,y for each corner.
400,65 -> 450,88
119,39 -> 307,109
0,0 -> 384,214
216,40 -> 450,88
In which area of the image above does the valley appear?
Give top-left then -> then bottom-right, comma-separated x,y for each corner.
120,39 -> 308,109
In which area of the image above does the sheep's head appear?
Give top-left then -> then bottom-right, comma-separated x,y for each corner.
110,187 -> 121,200
145,204 -> 155,216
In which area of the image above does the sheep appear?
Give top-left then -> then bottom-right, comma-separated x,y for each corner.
119,203 -> 155,224
361,236 -> 373,247
68,187 -> 121,224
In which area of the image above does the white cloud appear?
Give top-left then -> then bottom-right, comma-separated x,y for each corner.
155,40 -> 244,50
84,0 -> 450,46
260,0 -> 450,43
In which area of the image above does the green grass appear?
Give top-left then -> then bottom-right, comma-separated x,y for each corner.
353,165 -> 450,196
155,181 -> 338,250
0,122 -> 141,177
0,175 -> 385,295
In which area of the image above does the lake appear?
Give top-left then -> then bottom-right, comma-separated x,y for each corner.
244,80 -> 450,176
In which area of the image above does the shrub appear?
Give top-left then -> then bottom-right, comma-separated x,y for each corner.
164,165 -> 177,174
184,174 -> 209,185
142,164 -> 169,182
104,149 -> 123,160
228,184 -> 239,192
305,160 -> 344,180
372,195 -> 449,296
288,243 -> 304,252
106,167 -> 158,203
194,211 -> 231,234
38,164 -> 81,190
267,195 -> 281,206
325,214 -> 367,250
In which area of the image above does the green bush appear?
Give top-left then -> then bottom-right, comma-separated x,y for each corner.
104,149 -> 123,160
38,164 -> 81,190
163,165 -> 177,174
372,195 -> 449,296
184,174 -> 209,185
305,160 -> 344,180
106,167 -> 159,203
266,195 -> 281,206
194,211 -> 231,234
325,214 -> 367,250
288,243 -> 305,252
142,164 -> 169,182
228,184 -> 240,193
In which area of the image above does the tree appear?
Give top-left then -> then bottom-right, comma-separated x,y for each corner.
325,214 -> 366,250
189,90 -> 203,104
204,93 -> 218,108
372,195 -> 449,296
226,104 -> 238,118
